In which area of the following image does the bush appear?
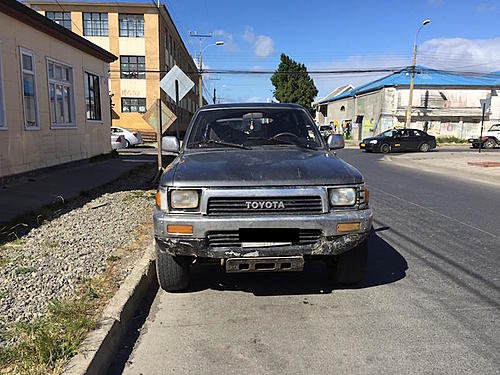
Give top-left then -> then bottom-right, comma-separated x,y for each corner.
436,136 -> 468,144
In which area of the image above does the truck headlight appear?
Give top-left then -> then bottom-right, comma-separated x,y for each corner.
369,139 -> 378,144
170,190 -> 199,209
329,187 -> 356,206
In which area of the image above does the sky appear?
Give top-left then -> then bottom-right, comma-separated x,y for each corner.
160,0 -> 500,103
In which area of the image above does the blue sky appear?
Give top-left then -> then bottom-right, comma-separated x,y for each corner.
162,0 -> 500,102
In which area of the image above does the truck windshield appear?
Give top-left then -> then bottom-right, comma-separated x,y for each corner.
187,107 -> 322,150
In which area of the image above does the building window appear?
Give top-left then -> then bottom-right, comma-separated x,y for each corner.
47,60 -> 74,127
119,14 -> 144,37
0,42 -> 5,129
122,98 -> 146,113
120,56 -> 145,79
85,72 -> 102,121
20,49 -> 38,130
83,13 -> 108,36
46,11 -> 72,30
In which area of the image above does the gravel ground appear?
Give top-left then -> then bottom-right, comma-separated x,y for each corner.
0,166 -> 156,344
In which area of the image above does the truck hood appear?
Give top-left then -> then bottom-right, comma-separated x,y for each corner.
162,149 -> 363,187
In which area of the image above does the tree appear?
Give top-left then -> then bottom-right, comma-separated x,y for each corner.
270,53 -> 318,115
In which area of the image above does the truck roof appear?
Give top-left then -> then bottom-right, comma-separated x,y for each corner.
200,103 -> 305,110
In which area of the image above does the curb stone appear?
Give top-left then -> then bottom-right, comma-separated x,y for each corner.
62,241 -> 157,375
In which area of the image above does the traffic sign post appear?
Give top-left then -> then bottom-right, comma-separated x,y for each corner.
160,65 -> 194,140
479,98 -> 491,154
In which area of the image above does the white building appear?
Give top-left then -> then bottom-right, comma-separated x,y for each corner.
313,67 -> 500,140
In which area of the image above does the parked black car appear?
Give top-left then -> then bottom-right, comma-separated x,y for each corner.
360,128 -> 436,153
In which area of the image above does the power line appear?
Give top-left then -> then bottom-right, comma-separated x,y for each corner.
53,0 -> 83,34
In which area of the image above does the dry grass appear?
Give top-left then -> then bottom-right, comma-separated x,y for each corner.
0,218 -> 153,375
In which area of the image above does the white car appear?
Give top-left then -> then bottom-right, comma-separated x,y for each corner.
111,127 -> 142,148
111,134 -> 127,150
469,124 -> 500,149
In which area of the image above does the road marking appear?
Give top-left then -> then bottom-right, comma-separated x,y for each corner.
371,186 -> 499,240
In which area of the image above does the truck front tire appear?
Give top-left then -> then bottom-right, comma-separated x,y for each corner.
156,242 -> 190,291
328,239 -> 368,285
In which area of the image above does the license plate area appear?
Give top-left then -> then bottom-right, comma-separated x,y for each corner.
239,228 -> 298,247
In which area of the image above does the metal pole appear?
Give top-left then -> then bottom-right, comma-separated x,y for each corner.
479,102 -> 485,154
405,43 -> 417,129
175,79 -> 180,140
198,44 -> 203,108
157,98 -> 163,171
213,87 -> 216,104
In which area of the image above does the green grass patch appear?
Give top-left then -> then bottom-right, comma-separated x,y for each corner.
15,267 -> 35,276
0,274 -> 116,375
106,255 -> 121,263
437,136 -> 468,144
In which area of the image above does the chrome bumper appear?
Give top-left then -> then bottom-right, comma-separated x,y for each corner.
153,208 -> 373,258
154,208 -> 372,238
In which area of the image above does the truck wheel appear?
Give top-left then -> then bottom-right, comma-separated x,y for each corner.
329,239 -> 368,285
379,143 -> 391,154
156,242 -> 190,291
484,138 -> 496,149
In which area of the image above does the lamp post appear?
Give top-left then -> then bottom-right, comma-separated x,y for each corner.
198,41 -> 224,107
405,19 -> 430,129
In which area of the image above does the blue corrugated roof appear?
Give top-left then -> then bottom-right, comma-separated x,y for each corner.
322,66 -> 500,103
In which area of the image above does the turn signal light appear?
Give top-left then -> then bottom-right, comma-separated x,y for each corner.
167,225 -> 193,235
155,191 -> 162,208
337,222 -> 360,233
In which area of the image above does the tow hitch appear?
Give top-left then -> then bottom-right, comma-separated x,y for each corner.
225,256 -> 304,273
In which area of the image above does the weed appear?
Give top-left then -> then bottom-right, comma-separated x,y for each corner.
0,256 -> 10,267
15,267 -> 35,276
437,136 -> 468,144
107,255 -> 121,262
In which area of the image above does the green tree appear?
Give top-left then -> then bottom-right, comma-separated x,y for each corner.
270,53 -> 318,115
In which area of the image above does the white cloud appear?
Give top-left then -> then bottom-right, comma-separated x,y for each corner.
476,2 -> 496,12
242,27 -> 275,58
419,37 -> 500,71
243,26 -> 256,43
213,29 -> 238,52
254,35 -> 275,58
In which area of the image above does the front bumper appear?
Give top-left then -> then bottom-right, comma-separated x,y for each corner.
360,142 -> 376,151
154,208 -> 373,258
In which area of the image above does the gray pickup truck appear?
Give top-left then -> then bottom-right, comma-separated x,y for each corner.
154,103 -> 372,291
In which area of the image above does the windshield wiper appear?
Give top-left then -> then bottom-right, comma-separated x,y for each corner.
191,139 -> 251,150
247,136 -> 318,150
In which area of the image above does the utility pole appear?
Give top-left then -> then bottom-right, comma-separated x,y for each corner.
405,19 -> 430,129
213,88 -> 216,104
189,32 -> 212,108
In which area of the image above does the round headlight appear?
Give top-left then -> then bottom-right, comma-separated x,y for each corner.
170,190 -> 199,209
330,188 -> 356,206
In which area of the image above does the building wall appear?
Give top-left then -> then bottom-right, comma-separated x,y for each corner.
29,2 -> 200,137
0,12 -> 111,178
322,87 -> 499,140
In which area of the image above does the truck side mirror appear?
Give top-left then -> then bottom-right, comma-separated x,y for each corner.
162,136 -> 180,153
327,134 -> 345,150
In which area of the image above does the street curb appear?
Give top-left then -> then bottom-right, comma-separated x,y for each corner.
62,242 -> 157,375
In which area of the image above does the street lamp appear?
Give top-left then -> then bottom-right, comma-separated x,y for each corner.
405,19 -> 430,128
198,41 -> 224,107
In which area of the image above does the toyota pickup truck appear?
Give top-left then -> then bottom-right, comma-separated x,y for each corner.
154,103 -> 372,291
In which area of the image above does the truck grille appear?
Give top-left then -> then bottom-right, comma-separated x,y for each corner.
207,229 -> 322,248
206,196 -> 323,216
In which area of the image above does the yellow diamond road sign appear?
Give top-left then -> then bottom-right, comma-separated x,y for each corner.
142,101 -> 177,132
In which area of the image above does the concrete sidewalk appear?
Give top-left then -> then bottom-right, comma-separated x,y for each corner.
383,149 -> 500,186
0,154 -> 155,224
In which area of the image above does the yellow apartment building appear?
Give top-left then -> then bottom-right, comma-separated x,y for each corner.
0,0 -> 116,179
25,0 -> 201,139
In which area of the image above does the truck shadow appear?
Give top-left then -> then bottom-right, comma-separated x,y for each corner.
187,230 -> 408,296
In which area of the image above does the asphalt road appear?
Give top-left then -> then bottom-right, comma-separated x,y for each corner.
110,149 -> 500,375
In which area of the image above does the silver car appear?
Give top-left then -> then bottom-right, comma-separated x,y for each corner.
111,127 -> 142,148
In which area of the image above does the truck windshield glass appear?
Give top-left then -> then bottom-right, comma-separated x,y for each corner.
187,108 -> 322,149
